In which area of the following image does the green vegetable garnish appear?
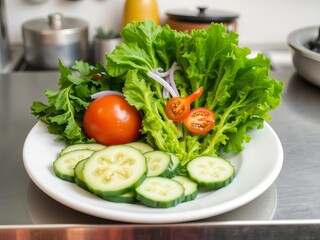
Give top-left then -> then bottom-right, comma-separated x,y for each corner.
31,20 -> 283,166
106,21 -> 283,165
31,61 -> 121,144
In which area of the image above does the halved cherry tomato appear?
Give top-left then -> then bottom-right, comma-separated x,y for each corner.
183,107 -> 215,135
83,95 -> 142,145
165,87 -> 203,122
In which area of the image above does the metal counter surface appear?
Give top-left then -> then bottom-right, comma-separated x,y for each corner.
0,69 -> 320,238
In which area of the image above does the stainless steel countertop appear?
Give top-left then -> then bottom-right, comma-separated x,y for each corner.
0,69 -> 320,238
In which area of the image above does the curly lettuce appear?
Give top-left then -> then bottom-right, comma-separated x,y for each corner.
31,20 -> 283,166
106,21 -> 283,165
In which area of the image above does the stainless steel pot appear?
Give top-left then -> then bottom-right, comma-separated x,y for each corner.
93,36 -> 122,65
22,13 -> 88,70
166,7 -> 239,33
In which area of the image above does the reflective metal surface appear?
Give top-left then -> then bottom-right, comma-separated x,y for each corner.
0,0 -> 11,71
0,221 -> 320,240
1,69 -> 320,238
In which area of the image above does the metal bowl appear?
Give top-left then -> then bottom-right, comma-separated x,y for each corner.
288,26 -> 320,87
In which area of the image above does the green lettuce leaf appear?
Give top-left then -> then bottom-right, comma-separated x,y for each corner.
31,20 -> 283,167
106,21 -> 283,165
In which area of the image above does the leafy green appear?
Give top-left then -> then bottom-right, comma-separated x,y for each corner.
106,21 -> 283,165
31,21 -> 283,167
31,60 -> 118,144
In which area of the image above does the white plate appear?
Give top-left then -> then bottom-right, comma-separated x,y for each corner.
27,182 -> 277,224
23,121 -> 283,224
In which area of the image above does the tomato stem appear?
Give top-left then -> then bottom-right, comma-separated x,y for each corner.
186,86 -> 204,103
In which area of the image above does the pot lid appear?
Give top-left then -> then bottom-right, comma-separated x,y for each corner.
167,7 -> 239,23
22,13 -> 88,33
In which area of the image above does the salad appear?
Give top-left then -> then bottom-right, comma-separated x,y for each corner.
31,21 -> 283,208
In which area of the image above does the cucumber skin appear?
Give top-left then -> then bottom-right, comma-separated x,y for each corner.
166,152 -> 182,178
60,143 -> 106,156
187,168 -> 235,190
125,142 -> 154,153
135,177 -> 185,208
135,192 -> 185,208
183,190 -> 198,202
172,176 -> 198,202
104,192 -> 137,203
144,151 -> 173,178
74,159 -> 89,190
194,174 -> 235,190
88,173 -> 147,199
53,150 -> 94,183
53,170 -> 75,183
167,162 -> 182,178
156,161 -> 173,178
75,177 -> 89,191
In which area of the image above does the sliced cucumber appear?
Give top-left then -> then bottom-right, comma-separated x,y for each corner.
166,152 -> 182,178
53,149 -> 94,182
144,151 -> 173,177
172,175 -> 198,202
82,145 -> 147,198
135,177 -> 185,208
125,142 -> 154,153
104,191 -> 136,203
74,158 -> 89,190
187,156 -> 235,189
60,143 -> 106,156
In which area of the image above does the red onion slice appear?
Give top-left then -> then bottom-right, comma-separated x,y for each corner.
160,62 -> 181,98
168,62 -> 180,97
91,90 -> 124,99
153,68 -> 170,77
147,71 -> 178,97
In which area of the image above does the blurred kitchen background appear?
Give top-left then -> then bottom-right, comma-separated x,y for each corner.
1,0 -> 320,72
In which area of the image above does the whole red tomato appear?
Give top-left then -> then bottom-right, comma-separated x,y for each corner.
83,95 -> 142,145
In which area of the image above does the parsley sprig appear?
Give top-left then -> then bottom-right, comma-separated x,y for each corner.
31,60 -> 121,144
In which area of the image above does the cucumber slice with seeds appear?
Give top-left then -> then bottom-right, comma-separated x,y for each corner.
83,145 -> 147,198
104,191 -> 136,203
53,149 -> 94,182
166,152 -> 182,178
74,158 -> 89,190
135,177 -> 185,208
144,151 -> 173,177
172,175 -> 198,202
60,143 -> 106,156
125,142 -> 154,153
187,156 -> 235,189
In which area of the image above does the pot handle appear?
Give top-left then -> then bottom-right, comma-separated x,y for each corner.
197,7 -> 207,16
48,13 -> 63,29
